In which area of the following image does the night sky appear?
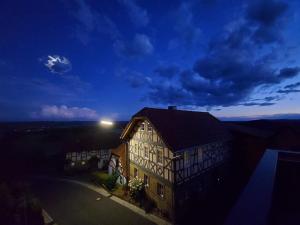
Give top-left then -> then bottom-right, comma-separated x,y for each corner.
1,0 -> 300,121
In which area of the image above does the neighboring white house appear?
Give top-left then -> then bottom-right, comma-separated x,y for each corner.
108,143 -> 127,184
64,125 -> 124,169
66,149 -> 111,169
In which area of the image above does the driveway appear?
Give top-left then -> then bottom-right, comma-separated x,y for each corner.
31,179 -> 156,225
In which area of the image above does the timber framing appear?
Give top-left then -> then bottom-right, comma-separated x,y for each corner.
122,107 -> 232,220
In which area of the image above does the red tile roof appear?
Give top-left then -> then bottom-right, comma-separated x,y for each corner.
121,107 -> 231,151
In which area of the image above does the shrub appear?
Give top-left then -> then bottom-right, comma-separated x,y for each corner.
90,171 -> 110,185
104,172 -> 118,191
128,177 -> 144,202
90,171 -> 118,190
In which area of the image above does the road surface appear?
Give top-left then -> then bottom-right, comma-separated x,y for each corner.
31,178 -> 156,225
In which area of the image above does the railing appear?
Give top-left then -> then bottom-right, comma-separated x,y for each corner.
224,149 -> 279,225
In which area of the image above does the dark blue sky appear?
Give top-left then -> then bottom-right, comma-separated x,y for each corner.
1,0 -> 300,121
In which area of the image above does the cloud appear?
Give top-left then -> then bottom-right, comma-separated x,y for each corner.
148,83 -> 193,105
220,113 -> 300,121
241,95 -> 281,106
154,65 -> 180,78
72,0 -> 120,44
170,2 -> 201,49
35,105 -> 99,120
277,67 -> 300,79
277,81 -> 300,94
44,55 -> 72,74
117,68 -> 151,88
277,89 -> 300,94
114,34 -> 153,58
143,0 -> 299,108
241,102 -> 276,106
246,0 -> 288,44
246,0 -> 288,26
118,0 -> 149,27
284,82 -> 300,89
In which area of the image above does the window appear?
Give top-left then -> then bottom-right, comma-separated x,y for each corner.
134,144 -> 138,154
134,168 -> 138,178
157,182 -> 164,198
184,151 -> 190,167
147,122 -> 152,132
157,148 -> 163,164
141,122 -> 145,131
144,147 -> 149,158
144,174 -> 149,187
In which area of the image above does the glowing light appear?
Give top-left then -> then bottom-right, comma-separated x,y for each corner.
81,161 -> 86,165
100,120 -> 114,126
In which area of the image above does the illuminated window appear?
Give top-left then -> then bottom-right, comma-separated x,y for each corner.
157,182 -> 164,198
134,168 -> 138,178
157,148 -> 163,164
144,147 -> 149,158
144,174 -> 149,187
141,122 -> 145,131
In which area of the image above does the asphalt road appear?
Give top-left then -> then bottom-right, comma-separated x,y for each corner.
31,179 -> 155,225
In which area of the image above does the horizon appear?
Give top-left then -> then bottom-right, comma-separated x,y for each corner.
1,0 -> 300,121
1,110 -> 300,122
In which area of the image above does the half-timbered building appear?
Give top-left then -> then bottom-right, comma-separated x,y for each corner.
108,143 -> 128,184
121,107 -> 231,220
64,127 -> 122,170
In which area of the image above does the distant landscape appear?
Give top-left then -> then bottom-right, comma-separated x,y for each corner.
0,121 -> 127,178
1,118 -> 300,179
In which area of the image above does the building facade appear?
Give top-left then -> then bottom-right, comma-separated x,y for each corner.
108,143 -> 127,184
66,149 -> 111,169
121,107 -> 231,220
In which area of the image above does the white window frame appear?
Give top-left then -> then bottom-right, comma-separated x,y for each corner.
144,146 -> 149,159
157,147 -> 163,165
141,122 -> 145,131
144,174 -> 149,188
157,182 -> 164,198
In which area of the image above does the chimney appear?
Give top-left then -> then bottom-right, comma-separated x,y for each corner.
168,106 -> 177,110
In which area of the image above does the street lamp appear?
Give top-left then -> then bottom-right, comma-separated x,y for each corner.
100,120 -> 114,126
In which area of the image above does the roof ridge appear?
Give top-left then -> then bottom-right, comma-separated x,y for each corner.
141,107 -> 209,114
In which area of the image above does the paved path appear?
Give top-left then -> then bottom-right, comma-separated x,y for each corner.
31,178 -> 156,225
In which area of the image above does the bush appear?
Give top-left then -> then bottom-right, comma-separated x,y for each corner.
90,171 -> 110,185
128,177 -> 144,202
105,173 -> 118,191
90,171 -> 118,191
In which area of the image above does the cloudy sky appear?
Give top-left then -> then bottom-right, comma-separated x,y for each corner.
1,0 -> 300,121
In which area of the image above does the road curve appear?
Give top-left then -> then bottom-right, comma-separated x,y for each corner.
31,178 -> 156,225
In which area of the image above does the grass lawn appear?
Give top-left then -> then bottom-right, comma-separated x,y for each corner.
89,171 -> 110,185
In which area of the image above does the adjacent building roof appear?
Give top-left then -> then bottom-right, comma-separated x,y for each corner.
121,107 -> 231,152
62,127 -> 122,152
224,122 -> 273,139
